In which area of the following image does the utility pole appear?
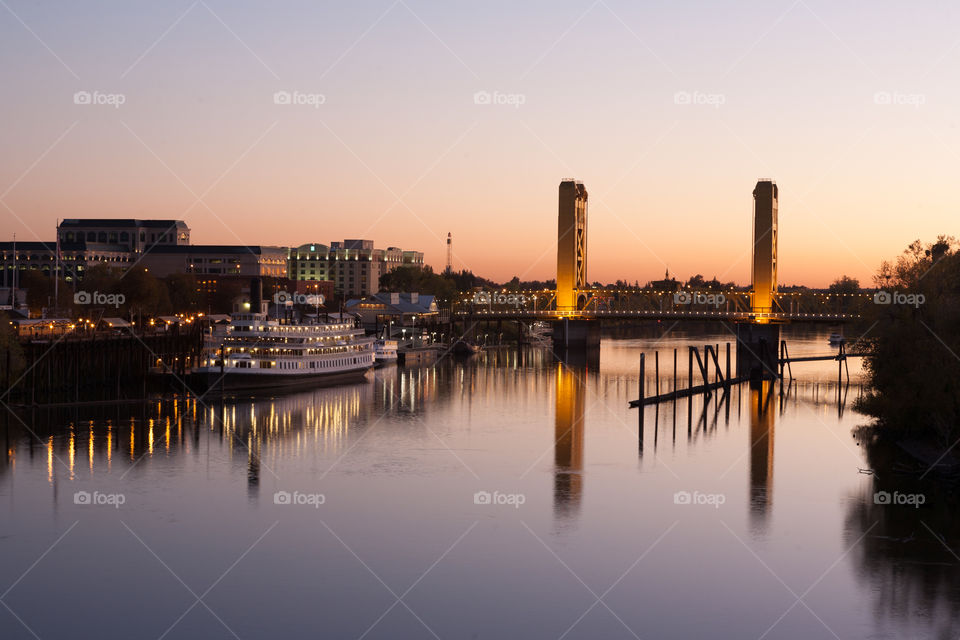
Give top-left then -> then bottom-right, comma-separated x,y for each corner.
11,233 -> 16,309
54,220 -> 60,316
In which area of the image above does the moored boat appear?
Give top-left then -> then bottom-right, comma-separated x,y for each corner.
374,339 -> 399,366
193,311 -> 374,393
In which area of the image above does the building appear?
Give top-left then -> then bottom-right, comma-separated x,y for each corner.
57,219 -> 190,253
137,245 -> 289,311
11,318 -> 75,338
557,180 -> 588,312
289,240 -> 425,299
291,279 -> 335,303
5,220 -> 426,311
344,292 -> 438,332
649,269 -> 681,291
0,240 -> 131,288
138,245 -> 288,278
0,288 -> 27,309
1,219 -> 190,290
751,180 -> 778,314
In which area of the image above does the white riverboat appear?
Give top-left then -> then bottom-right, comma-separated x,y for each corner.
374,339 -> 399,365
194,312 -> 374,392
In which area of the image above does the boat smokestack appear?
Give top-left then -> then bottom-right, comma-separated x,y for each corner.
250,278 -> 263,312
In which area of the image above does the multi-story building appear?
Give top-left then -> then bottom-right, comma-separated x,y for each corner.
0,219 -> 191,289
289,239 -> 424,298
0,240 -> 132,288
138,245 -> 288,278
5,220 -> 426,309
137,245 -> 290,311
57,219 -> 190,253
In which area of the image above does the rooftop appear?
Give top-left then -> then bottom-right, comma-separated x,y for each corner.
58,219 -> 189,229
147,244 -> 288,255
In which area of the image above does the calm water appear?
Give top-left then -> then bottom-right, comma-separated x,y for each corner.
1,328 -> 958,639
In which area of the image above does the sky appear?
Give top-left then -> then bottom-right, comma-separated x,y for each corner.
2,1 -> 959,288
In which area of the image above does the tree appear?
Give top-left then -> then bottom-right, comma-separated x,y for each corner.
19,271 -> 53,314
685,274 -> 706,288
79,263 -> 120,295
165,273 -> 202,312
828,276 -> 860,295
379,265 -> 457,303
117,267 -> 170,321
857,237 -> 960,450
210,279 -> 244,314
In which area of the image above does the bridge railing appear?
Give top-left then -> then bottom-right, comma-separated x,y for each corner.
451,289 -> 871,318
449,308 -> 860,321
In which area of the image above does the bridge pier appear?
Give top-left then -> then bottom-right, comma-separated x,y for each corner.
551,318 -> 600,349
736,322 -> 781,381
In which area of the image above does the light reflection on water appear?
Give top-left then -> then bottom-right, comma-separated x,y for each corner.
0,328 -> 957,639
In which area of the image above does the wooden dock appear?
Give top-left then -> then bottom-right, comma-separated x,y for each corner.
629,344 -> 740,408
630,340 -> 871,408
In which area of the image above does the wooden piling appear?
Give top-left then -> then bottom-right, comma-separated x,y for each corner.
654,351 -> 660,397
639,353 -> 645,407
725,342 -> 731,384
673,348 -> 677,397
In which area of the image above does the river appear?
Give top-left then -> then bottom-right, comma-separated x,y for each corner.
1,327 -> 957,639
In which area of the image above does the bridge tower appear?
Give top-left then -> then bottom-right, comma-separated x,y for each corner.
557,179 -> 588,312
751,179 -> 778,315
738,179 -> 781,381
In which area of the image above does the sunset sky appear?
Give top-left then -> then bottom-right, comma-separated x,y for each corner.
2,1 -> 958,287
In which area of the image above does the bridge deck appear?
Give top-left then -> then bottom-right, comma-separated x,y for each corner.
450,310 -> 859,322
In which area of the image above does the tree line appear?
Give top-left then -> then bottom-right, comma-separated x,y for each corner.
855,236 -> 960,467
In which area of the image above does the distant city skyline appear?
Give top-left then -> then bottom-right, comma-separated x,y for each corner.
3,1 -> 959,287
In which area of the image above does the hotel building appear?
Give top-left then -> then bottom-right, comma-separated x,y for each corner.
289,240 -> 424,298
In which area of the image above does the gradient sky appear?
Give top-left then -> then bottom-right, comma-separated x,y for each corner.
2,1 -> 959,287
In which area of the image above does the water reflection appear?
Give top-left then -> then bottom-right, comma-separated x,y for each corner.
0,382 -> 375,495
846,436 -> 960,638
1,336 -> 958,639
749,381 -> 776,531
553,360 -> 586,524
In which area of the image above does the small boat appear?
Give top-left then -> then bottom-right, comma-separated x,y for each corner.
828,333 -> 845,345
374,339 -> 399,366
529,321 -> 553,338
526,321 -> 553,346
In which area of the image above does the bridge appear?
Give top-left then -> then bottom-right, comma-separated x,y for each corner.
451,291 -> 865,323
448,178 -> 864,379
452,307 -> 858,323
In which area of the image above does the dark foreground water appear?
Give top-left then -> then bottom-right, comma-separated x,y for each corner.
1,328 -> 958,639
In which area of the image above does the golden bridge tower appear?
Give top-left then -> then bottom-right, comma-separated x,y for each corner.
557,179 -> 588,312
751,179 -> 778,315
737,179 -> 782,380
